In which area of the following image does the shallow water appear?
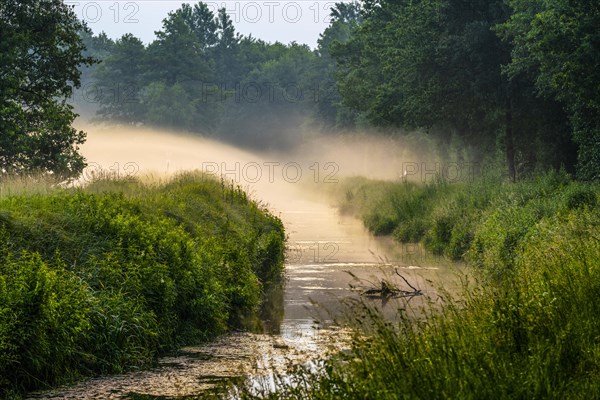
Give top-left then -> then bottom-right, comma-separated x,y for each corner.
28,127 -> 465,399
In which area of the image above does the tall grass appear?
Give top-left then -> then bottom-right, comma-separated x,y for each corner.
0,174 -> 61,198
334,171 -> 597,264
0,171 -> 285,398
241,171 -> 600,399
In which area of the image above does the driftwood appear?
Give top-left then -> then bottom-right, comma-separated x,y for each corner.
348,268 -> 423,302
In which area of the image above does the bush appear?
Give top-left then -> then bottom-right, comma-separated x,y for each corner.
393,217 -> 427,242
0,252 -> 92,388
468,202 -> 541,275
563,185 -> 597,210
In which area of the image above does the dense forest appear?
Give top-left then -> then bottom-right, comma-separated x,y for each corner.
74,0 -> 600,182
74,2 -> 361,150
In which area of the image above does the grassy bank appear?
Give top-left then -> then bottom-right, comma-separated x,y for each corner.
0,172 -> 285,398
246,171 -> 600,398
335,171 -> 597,268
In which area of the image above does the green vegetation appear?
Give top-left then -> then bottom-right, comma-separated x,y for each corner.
77,0 -> 600,180
332,0 -> 598,181
0,0 -> 94,178
2,0 -> 599,397
335,171 -> 597,267
241,173 -> 600,399
0,172 -> 285,398
499,0 -> 600,181
78,3 -> 362,148
3,1 -> 598,181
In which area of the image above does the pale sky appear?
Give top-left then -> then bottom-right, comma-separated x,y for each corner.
66,1 -> 344,48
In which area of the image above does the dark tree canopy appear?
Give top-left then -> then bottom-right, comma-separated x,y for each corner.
500,0 -> 600,180
77,0 -> 597,180
332,0 -> 582,179
0,0 -> 93,178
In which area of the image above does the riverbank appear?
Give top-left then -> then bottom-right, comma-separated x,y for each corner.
0,172 -> 285,399
247,171 -> 600,398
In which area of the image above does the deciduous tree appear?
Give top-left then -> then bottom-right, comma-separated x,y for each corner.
0,0 -> 94,178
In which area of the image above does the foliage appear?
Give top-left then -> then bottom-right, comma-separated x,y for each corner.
331,0 -> 580,180
93,33 -> 146,123
309,2 -> 362,129
0,0 -> 94,178
79,2 -> 362,147
215,42 -> 317,147
66,0 -> 600,178
334,170 -> 597,266
0,172 -> 285,396
499,0 -> 600,180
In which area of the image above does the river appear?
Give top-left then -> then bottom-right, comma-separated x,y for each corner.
28,126 -> 464,399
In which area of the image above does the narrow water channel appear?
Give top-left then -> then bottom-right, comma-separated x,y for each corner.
28,127 -> 464,399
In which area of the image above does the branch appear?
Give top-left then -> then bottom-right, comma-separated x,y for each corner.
395,268 -> 419,292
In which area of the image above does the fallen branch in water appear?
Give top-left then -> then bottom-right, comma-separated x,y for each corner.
347,268 -> 423,301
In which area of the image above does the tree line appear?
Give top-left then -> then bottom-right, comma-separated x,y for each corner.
332,0 -> 599,181
1,0 -> 598,181
77,2 -> 360,149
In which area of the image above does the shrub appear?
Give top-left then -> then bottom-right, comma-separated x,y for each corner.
393,217 -> 427,242
563,186 -> 597,210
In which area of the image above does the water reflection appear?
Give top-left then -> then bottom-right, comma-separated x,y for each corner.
250,280 -> 285,335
